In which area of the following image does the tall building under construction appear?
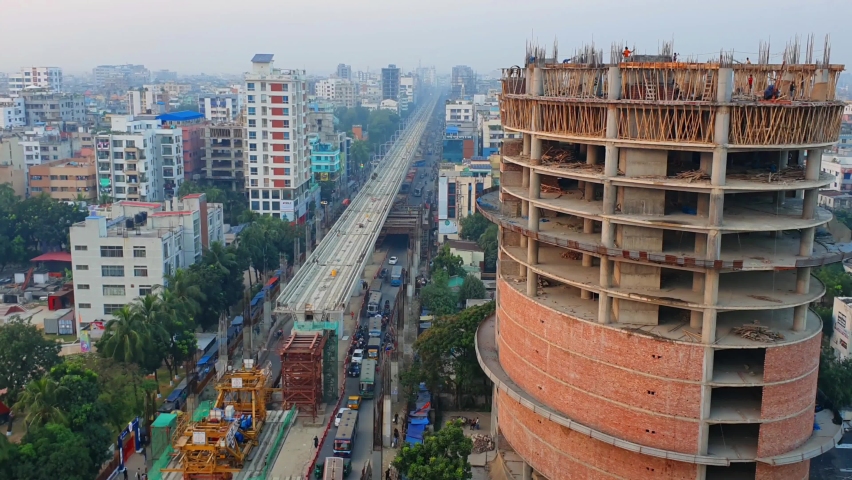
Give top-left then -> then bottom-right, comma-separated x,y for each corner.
476,39 -> 845,479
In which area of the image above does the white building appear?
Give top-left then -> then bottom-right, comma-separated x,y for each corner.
820,154 -> 852,192
245,54 -> 317,221
833,297 -> 852,359
437,159 -> 493,241
70,194 -> 224,328
198,94 -> 241,123
21,126 -> 73,167
127,87 -> 169,116
400,74 -> 417,111
478,104 -> 520,158
95,115 -> 183,203
8,67 -> 63,94
0,97 -> 26,129
315,79 -> 356,108
379,99 -> 399,114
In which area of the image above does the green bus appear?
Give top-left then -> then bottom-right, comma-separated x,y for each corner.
359,359 -> 377,398
333,410 -> 358,458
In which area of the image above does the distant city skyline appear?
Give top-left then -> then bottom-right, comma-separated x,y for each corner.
1,0 -> 849,75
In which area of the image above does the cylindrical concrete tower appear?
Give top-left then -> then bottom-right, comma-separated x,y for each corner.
476,44 -> 846,479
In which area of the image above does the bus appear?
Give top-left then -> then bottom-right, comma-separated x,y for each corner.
366,291 -> 382,315
359,359 -> 377,398
333,410 -> 358,458
367,337 -> 381,360
413,186 -> 422,197
390,266 -> 403,287
368,316 -> 382,338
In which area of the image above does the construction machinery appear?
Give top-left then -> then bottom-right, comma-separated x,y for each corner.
162,359 -> 271,479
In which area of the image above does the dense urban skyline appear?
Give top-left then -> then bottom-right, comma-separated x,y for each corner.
1,0 -> 849,75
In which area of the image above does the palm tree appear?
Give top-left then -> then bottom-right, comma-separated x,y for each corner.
162,269 -> 205,317
132,295 -> 169,392
13,377 -> 68,429
98,305 -> 148,364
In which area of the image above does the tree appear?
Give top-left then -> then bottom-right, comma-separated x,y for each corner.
13,423 -> 96,480
64,354 -> 147,434
178,181 -> 248,225
393,420 -> 473,480
819,345 -> 852,409
0,316 -> 62,402
457,274 -> 487,305
13,377 -> 69,428
350,140 -> 371,171
413,302 -> 495,408
477,224 -> 498,273
814,264 -> 852,306
458,213 -> 492,242
432,244 -> 464,277
420,271 -> 458,317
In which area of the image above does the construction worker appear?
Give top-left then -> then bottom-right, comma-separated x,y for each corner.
747,74 -> 754,94
622,46 -> 632,61
746,57 -> 752,64
764,84 -> 779,101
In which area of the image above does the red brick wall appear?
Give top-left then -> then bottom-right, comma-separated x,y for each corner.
757,409 -> 814,457
755,461 -> 809,480
498,329 -> 701,454
761,371 -> 818,421
497,390 -> 698,479
499,279 -> 705,382
763,334 -> 821,383
499,304 -> 703,418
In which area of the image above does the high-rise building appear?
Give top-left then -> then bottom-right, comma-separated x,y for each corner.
476,42 -> 845,479
336,63 -> 352,81
158,111 -> 207,182
451,65 -> 475,99
315,79 -> 356,108
93,64 -> 150,89
244,54 -> 316,222
19,89 -> 86,126
198,94 -> 241,123
0,97 -> 26,128
202,124 -> 244,191
8,67 -> 63,94
381,64 -> 400,101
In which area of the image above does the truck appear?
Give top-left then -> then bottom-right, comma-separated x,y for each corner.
370,278 -> 383,294
390,266 -> 403,287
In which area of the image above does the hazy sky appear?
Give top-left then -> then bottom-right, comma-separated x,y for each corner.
1,0 -> 849,76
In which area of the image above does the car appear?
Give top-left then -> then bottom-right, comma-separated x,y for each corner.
347,362 -> 361,377
388,256 -> 398,265
347,395 -> 362,410
334,407 -> 351,427
351,349 -> 364,364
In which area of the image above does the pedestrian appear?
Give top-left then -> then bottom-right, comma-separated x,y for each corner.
386,468 -> 391,480
142,447 -> 147,463
136,468 -> 141,480
313,436 -> 319,448
123,468 -> 128,480
475,417 -> 480,430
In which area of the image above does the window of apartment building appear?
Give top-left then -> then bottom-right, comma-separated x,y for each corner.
249,143 -> 257,152
248,119 -> 256,127
282,96 -> 289,104
284,155 -> 291,164
76,264 -> 88,270
250,191 -> 259,199
261,119 -> 268,128
100,246 -> 123,257
77,284 -> 90,290
134,266 -> 148,277
260,190 -> 269,199
74,245 -> 87,251
250,167 -> 258,175
163,145 -> 173,155
248,107 -> 256,115
103,285 -> 126,296
115,175 -> 125,183
261,94 -> 267,103
115,187 -> 126,194
102,265 -> 125,277
250,179 -> 258,187
284,180 -> 291,187
113,152 -> 124,160
247,95 -> 255,103
283,132 -> 290,140
251,201 -> 260,210
79,303 -> 91,309
112,140 -> 123,147
133,246 -> 146,258
104,304 -> 124,315
249,131 -> 257,140
284,168 -> 291,175
139,286 -> 153,296
271,202 -> 279,211
126,140 -> 135,148
271,190 -> 280,199
249,155 -> 258,163
247,83 -> 255,91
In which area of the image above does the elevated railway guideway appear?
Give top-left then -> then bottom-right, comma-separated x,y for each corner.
275,96 -> 438,333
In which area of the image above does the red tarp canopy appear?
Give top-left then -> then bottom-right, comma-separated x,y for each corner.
31,252 -> 72,263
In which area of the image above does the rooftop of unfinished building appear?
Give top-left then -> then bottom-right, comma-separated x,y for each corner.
840,297 -> 852,306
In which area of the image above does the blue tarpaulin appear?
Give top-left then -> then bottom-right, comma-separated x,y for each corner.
409,417 -> 429,426
405,424 -> 426,444
197,355 -> 212,367
231,316 -> 244,326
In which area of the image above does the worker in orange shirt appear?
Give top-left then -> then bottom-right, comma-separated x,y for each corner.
622,46 -> 632,61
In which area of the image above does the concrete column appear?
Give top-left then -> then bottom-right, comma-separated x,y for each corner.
602,180 -> 617,214
582,219 -> 594,267
527,270 -> 538,297
775,151 -> 789,212
522,167 -> 530,188
523,134 -> 531,156
701,270 -> 720,344
528,205 -> 540,232
800,227 -> 815,256
607,66 -> 622,100
529,170 -> 541,200
587,144 -> 600,165
527,239 -> 538,265
803,189 -> 817,220
793,304 -> 808,332
597,293 -> 611,324
581,289 -> 593,300
522,462 -> 533,480
585,180 -> 595,203
530,135 -> 543,166
521,200 -> 529,217
806,148 -> 823,179
601,219 -> 615,248
599,257 -> 612,288
796,266 -> 811,294
708,191 -> 724,227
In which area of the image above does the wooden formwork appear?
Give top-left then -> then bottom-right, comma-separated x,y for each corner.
728,103 -> 845,146
539,102 -> 607,138
617,105 -> 716,144
501,67 -> 526,96
279,332 -> 328,418
731,64 -> 845,102
542,66 -> 608,99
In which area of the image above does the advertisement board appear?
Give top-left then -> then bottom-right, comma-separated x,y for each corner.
281,200 -> 294,212
438,177 -> 448,220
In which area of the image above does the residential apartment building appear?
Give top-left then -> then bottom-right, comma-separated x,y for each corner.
21,126 -> 73,167
444,99 -> 477,162
451,65 -> 475,99
20,89 -> 87,126
416,66 -> 437,88
0,132 -> 26,197
157,111 -> 207,181
381,64 -> 400,100
29,158 -> 97,201
820,154 -> 852,192
477,103 -> 520,158
202,124 -> 244,191
833,297 -> 852,359
127,86 -> 169,116
93,64 -> 150,88
198,94 -> 241,123
95,115 -> 182,203
0,97 -> 26,128
244,54 -> 316,222
336,64 -> 352,81
399,74 -> 417,113
8,67 -> 63,94
436,158 -> 492,240
310,136 -> 341,185
70,193 -> 224,327
315,79 -> 356,108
